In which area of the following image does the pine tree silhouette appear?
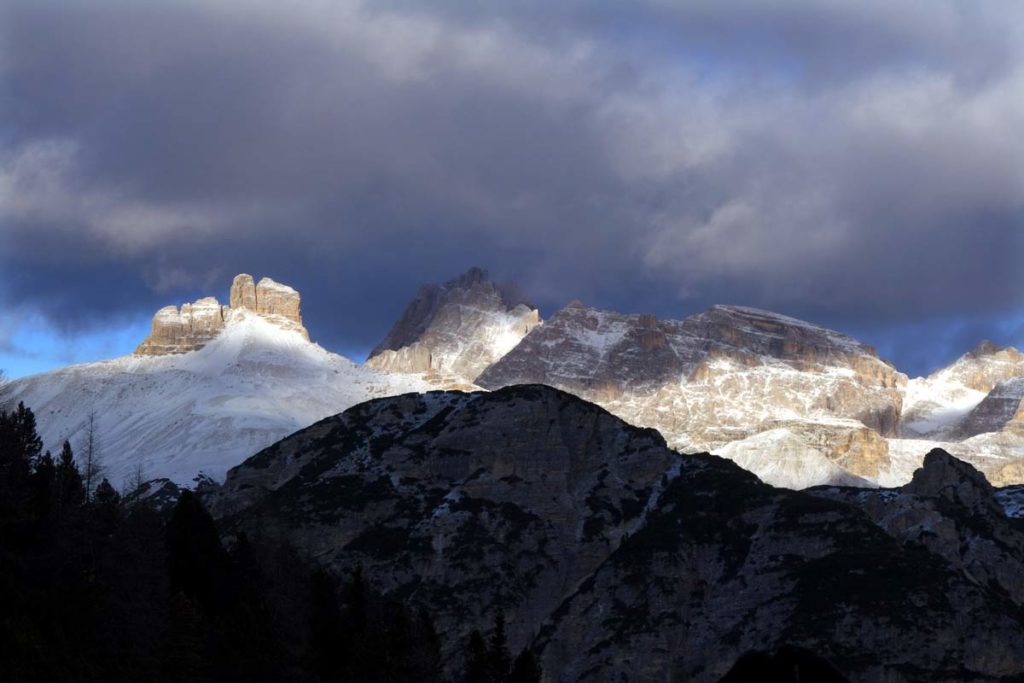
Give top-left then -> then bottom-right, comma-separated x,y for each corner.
488,611 -> 511,677
508,649 -> 542,683
309,569 -> 343,680
55,440 -> 85,517
0,402 -> 42,520
29,451 -> 56,520
166,490 -> 231,614
464,629 -> 491,683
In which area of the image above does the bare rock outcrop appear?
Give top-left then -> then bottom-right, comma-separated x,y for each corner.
135,297 -> 226,356
229,273 -> 257,310
955,377 -> 1024,438
255,277 -> 303,326
135,273 -> 308,356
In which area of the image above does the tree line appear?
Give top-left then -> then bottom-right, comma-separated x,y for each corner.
0,401 -> 542,682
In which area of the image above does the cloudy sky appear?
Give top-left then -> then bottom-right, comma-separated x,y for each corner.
2,0 -> 1023,378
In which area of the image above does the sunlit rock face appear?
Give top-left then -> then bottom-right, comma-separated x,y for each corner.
135,297 -> 226,356
715,419 -> 889,487
229,273 -> 258,311
954,378 -> 1024,439
901,341 -> 1024,439
476,303 -> 905,488
365,267 -> 541,383
888,342 -> 1024,487
955,341 -> 1024,393
254,276 -> 305,333
135,273 -> 308,355
207,387 -> 1024,682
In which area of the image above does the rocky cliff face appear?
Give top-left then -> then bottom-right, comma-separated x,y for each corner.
206,386 -> 1024,682
134,297 -> 226,355
889,342 -> 1024,486
814,449 -> 1024,610
474,303 -> 904,488
365,267 -> 540,383
955,377 -> 1024,439
955,341 -> 1024,393
135,273 -> 308,355
901,341 -> 1024,438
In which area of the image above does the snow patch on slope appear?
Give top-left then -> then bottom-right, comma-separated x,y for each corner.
716,427 -> 875,489
0,311 -> 430,488
901,376 -> 987,437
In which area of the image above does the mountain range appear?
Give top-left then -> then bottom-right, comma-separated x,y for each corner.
203,384 -> 1024,681
6,268 -> 1024,680
4,267 -> 1022,494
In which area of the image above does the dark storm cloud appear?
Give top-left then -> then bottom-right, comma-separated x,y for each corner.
2,0 -> 1023,372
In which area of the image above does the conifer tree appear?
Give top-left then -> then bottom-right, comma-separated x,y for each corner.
81,412 -> 103,500
28,451 -> 56,520
12,402 -> 43,464
464,629 -> 491,683
55,440 -> 85,516
94,478 -> 120,505
166,490 -> 230,614
346,565 -> 369,631
488,611 -> 511,677
92,478 -> 122,530
0,402 -> 42,518
309,569 -> 343,680
508,649 -> 542,683
413,608 -> 443,682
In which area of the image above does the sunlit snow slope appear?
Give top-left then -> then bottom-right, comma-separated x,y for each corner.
0,312 -> 429,487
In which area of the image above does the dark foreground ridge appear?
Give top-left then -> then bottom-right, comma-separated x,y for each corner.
6,387 -> 1024,681
205,384 -> 1024,682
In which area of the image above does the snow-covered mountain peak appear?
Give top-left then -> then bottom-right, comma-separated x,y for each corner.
0,275 -> 431,488
365,267 -> 541,383
169,308 -> 327,375
939,342 -> 1024,392
900,341 -> 1024,439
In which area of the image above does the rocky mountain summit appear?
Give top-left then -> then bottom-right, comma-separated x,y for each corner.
366,267 -> 540,383
479,302 -> 903,427
901,341 -> 1024,438
471,302 -> 905,488
135,273 -> 307,355
206,385 -> 1024,682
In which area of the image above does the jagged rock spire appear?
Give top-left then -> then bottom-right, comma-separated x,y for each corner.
135,273 -> 307,356
230,274 -> 258,310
